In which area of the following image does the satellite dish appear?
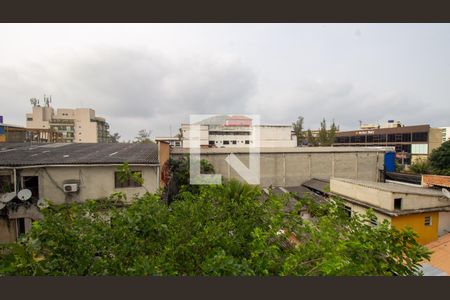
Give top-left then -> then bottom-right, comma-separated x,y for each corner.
0,202 -> 5,210
0,192 -> 16,203
17,189 -> 32,201
37,199 -> 49,209
443,188 -> 450,199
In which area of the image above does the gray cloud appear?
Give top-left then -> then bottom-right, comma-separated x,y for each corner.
0,47 -> 257,140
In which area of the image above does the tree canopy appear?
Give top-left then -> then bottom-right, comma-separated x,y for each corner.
134,129 -> 154,144
0,180 -> 430,276
429,140 -> 450,175
292,116 -> 304,146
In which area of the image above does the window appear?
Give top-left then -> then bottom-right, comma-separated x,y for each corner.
209,141 -> 214,146
370,216 -> 378,226
17,218 -> 26,236
114,171 -> 143,188
412,132 -> 428,142
231,140 -> 237,145
394,198 -> 402,210
223,141 -> 229,145
27,117 -> 33,121
344,206 -> 352,218
424,216 -> 432,226
388,134 -> 396,142
245,140 -> 250,144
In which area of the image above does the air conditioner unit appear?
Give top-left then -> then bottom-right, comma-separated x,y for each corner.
63,183 -> 79,193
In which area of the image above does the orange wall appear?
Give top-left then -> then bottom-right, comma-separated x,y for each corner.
391,212 -> 439,245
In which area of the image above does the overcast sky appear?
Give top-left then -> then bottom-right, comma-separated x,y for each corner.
0,24 -> 449,141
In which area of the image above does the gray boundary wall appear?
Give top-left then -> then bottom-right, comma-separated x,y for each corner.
171,147 -> 390,187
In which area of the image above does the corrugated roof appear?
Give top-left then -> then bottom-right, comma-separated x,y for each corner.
302,178 -> 330,194
0,142 -> 159,167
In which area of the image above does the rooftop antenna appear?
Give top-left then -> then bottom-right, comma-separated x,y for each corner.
359,120 -> 362,128
30,98 -> 39,107
43,94 -> 51,107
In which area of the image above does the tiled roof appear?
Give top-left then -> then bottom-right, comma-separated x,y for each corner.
0,142 -> 159,167
424,233 -> 450,276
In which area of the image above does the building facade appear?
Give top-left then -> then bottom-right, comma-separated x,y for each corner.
330,178 -> 450,245
439,127 -> 450,143
26,103 -> 110,143
334,123 -> 443,165
0,142 -> 169,243
180,115 -> 296,148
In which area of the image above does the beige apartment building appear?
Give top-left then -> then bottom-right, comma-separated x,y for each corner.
26,100 -> 110,143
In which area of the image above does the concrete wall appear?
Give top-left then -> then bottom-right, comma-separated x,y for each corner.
172,148 -> 385,187
0,217 -> 16,243
438,211 -> 450,236
339,200 -> 392,224
429,127 -> 444,154
17,165 -> 159,204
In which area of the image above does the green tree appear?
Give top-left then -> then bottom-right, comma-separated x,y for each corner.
318,118 -> 328,146
134,129 -> 153,144
292,116 -> 304,146
328,120 -> 338,145
409,158 -> 431,175
306,129 -> 317,146
428,140 -> 450,175
109,132 -> 121,143
0,181 -> 430,276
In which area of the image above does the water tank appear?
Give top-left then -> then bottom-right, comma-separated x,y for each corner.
384,151 -> 396,172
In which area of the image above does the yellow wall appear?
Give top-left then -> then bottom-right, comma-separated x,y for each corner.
391,212 -> 439,245
0,134 -> 5,142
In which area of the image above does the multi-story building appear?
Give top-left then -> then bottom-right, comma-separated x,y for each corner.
334,121 -> 443,165
180,115 -> 296,148
439,127 -> 450,143
26,98 -> 110,143
1,115 -> 62,143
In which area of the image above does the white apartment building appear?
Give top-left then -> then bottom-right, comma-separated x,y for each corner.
26,100 -> 110,143
439,127 -> 450,143
180,115 -> 296,148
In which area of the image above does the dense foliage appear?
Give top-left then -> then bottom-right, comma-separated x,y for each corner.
409,158 -> 431,175
429,140 -> 450,175
0,180 -> 430,276
164,155 -> 215,203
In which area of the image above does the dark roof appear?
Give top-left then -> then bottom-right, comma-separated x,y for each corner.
262,186 -> 328,213
301,178 -> 330,194
0,143 -> 159,167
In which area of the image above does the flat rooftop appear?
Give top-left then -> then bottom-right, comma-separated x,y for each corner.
0,142 -> 159,167
172,146 -> 394,154
332,178 -> 445,197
